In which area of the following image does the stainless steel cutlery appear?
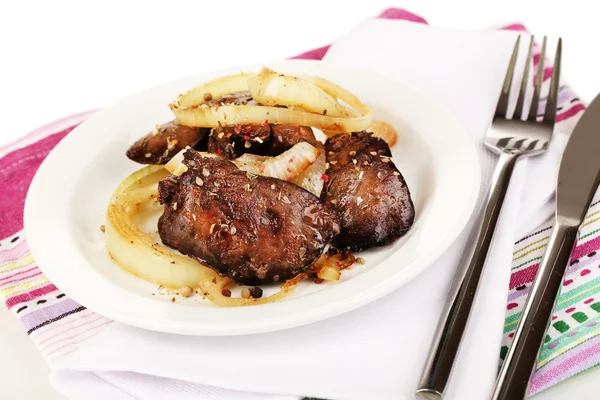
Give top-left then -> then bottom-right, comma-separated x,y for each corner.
416,35 -> 562,399
491,90 -> 600,400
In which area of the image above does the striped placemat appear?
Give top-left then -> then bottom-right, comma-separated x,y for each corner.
0,8 -> 594,397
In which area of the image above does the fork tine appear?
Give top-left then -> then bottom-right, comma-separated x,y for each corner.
513,36 -> 534,120
544,38 -> 562,123
495,35 -> 520,118
529,36 -> 547,120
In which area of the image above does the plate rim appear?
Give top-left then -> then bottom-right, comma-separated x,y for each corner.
24,59 -> 481,336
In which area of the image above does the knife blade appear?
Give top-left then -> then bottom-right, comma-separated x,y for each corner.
491,92 -> 600,399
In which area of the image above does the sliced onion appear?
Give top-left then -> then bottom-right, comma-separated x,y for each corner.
317,265 -> 341,281
293,142 -> 326,196
234,142 -> 319,181
164,149 -> 188,176
105,165 -> 299,306
369,120 -> 398,147
171,102 -> 372,134
315,252 -> 356,281
169,68 -> 373,134
177,72 -> 255,108
105,166 -> 217,288
165,143 -> 319,183
299,74 -> 369,118
165,149 -> 219,176
248,67 -> 352,117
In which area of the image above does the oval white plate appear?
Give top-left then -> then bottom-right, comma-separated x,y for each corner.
24,60 -> 480,336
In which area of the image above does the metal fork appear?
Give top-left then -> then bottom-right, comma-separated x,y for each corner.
416,35 -> 561,400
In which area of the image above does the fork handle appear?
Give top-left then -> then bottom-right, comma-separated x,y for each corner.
416,152 -> 519,399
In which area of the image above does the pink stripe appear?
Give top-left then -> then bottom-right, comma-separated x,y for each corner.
557,103 -> 586,123
509,263 -> 540,289
290,8 -> 428,60
0,240 -> 29,264
43,320 -> 113,357
0,109 -> 96,155
0,271 -> 43,288
30,310 -> 95,339
0,266 -> 38,283
376,7 -> 428,24
38,316 -> 108,346
290,45 -> 331,61
48,346 -> 77,362
0,126 -> 78,238
4,283 -> 57,308
500,23 -> 528,32
530,341 -> 600,391
571,234 -> 600,260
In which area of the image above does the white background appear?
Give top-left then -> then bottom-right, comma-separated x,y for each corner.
1,0 -> 600,399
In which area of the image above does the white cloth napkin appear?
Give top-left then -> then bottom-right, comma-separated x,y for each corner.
51,20 -> 567,400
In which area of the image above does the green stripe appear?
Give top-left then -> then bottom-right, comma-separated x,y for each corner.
512,244 -> 547,261
504,312 -> 522,333
554,276 -> 600,312
537,312 -> 600,364
579,227 -> 600,241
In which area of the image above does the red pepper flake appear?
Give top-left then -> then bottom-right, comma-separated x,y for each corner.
243,125 -> 252,133
287,177 -> 293,181
335,261 -> 341,266
287,167 -> 292,173
217,149 -> 223,155
321,174 -> 329,182
243,135 -> 251,141
234,124 -> 242,134
261,119 -> 269,126
288,158 -> 294,163
325,201 -> 331,206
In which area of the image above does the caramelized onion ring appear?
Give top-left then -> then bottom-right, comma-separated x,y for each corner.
105,165 -> 298,306
248,67 -> 352,117
165,142 -> 320,183
169,70 -> 373,134
368,120 -> 398,147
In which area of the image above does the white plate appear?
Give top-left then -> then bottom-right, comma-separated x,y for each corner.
24,60 -> 480,336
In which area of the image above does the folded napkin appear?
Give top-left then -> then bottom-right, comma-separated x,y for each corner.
0,8 -> 593,400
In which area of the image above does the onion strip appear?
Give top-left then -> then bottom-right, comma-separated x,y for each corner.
292,142 -> 326,197
178,73 -> 255,108
248,67 -> 352,117
368,120 -> 398,147
165,143 -> 320,183
105,166 -> 299,306
233,142 -> 320,181
169,69 -> 373,134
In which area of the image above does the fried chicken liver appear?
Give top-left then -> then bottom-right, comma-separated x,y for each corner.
157,150 -> 340,285
323,131 -> 414,251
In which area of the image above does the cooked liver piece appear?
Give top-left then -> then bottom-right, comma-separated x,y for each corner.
323,131 -> 415,251
157,150 -> 340,285
126,120 -> 209,164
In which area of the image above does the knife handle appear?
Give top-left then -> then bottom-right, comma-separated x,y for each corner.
491,222 -> 579,399
416,152 -> 518,399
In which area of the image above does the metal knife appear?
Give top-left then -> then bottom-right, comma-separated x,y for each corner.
491,92 -> 600,399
